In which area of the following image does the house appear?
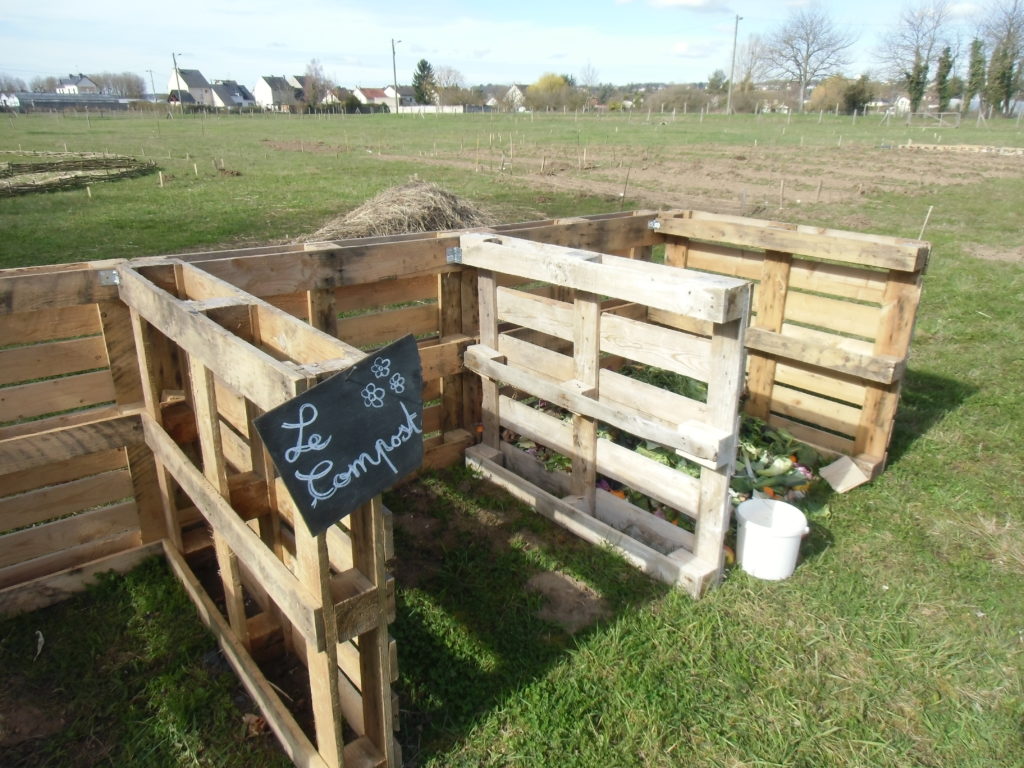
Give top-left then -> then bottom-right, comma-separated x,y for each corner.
354,87 -> 390,107
167,69 -> 213,106
383,85 -> 416,108
286,75 -> 306,91
167,90 -> 197,106
55,74 -> 99,95
254,75 -> 303,111
322,87 -> 354,106
210,80 -> 255,109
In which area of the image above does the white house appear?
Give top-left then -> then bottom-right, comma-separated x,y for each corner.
254,76 -> 302,111
56,74 -> 99,95
210,80 -> 255,109
354,87 -> 391,107
167,69 -> 213,106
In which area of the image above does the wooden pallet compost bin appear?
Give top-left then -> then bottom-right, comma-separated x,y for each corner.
0,208 -> 928,763
0,210 -> 664,768
458,233 -> 752,597
652,211 -> 929,480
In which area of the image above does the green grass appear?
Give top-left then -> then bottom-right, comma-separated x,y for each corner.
0,557 -> 290,767
2,113 -> 1022,767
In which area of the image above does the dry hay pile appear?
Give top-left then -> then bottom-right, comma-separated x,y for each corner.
305,180 -> 491,242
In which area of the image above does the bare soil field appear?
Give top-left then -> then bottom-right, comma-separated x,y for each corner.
368,140 -> 1024,217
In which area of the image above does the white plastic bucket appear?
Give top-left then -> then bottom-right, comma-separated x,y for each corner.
735,499 -> 810,580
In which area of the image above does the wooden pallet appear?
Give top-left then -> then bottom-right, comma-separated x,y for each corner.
458,233 -> 750,596
653,211 -> 929,479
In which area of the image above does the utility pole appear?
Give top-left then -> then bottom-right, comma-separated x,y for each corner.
391,39 -> 401,115
146,69 -> 157,102
172,52 -> 184,113
726,14 -> 742,115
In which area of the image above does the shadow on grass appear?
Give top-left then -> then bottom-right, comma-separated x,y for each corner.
384,466 -> 669,766
886,368 -> 978,465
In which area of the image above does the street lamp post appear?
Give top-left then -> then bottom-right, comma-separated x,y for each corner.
726,14 -> 742,115
391,38 -> 401,115
171,52 -> 184,112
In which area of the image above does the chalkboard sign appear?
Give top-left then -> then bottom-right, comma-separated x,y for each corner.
254,334 -> 423,536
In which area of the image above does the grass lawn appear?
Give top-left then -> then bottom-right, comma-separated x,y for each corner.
1,112 -> 1022,767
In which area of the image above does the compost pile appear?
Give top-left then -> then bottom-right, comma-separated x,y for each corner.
305,179 -> 492,241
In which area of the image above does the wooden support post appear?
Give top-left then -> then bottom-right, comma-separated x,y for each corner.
663,236 -> 690,269
570,291 -> 601,511
693,307 -> 748,576
294,520 -> 346,768
307,286 -> 339,336
128,309 -> 183,550
350,496 -> 397,765
853,269 -> 923,468
460,268 -> 482,432
745,250 -> 792,420
189,358 -> 250,648
439,271 -> 464,434
477,270 -> 500,450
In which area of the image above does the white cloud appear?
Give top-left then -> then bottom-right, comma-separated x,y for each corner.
650,0 -> 730,10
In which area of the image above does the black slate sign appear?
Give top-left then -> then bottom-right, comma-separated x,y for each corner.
254,334 -> 423,536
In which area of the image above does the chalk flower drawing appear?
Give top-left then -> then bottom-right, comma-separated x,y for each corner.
361,383 -> 386,408
371,357 -> 391,379
389,373 -> 406,394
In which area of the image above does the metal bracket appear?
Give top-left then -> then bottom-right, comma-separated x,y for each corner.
97,269 -> 121,286
647,218 -> 662,231
446,247 -> 463,264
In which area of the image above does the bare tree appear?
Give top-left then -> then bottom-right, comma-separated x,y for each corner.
433,65 -> 465,106
0,73 -> 27,92
89,72 -> 146,98
29,76 -> 58,92
876,1 -> 952,79
303,58 -> 332,109
736,34 -> 769,87
763,6 -> 858,111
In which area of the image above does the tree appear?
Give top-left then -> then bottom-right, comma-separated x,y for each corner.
30,76 -> 58,92
934,45 -> 954,111
89,72 -> 146,98
985,40 -> 1016,114
906,54 -> 930,112
843,75 -> 874,113
0,73 -> 27,92
808,74 -> 849,112
706,69 -> 728,95
411,59 -> 435,105
303,59 -> 332,108
980,0 -> 1024,115
763,6 -> 857,111
876,1 -> 951,79
736,34 -> 769,87
525,73 -> 572,111
433,65 -> 465,106
965,38 -> 987,111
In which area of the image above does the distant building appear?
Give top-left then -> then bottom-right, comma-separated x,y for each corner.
211,80 -> 255,109
254,75 -> 303,111
3,92 -> 128,111
55,74 -> 99,95
167,69 -> 213,106
354,87 -> 391,107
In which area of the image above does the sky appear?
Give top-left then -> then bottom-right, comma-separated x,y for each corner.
0,0 -> 986,92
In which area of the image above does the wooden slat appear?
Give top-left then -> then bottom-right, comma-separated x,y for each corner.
0,412 -> 142,475
745,327 -> 901,384
461,233 -> 749,324
337,304 -> 439,349
499,396 -> 700,516
1,468 -> 134,533
767,414 -> 855,457
0,501 -> 138,570
774,361 -> 867,407
497,288 -> 713,382
0,304 -> 101,347
335,274 -> 437,313
784,291 -> 880,340
746,250 -> 791,420
769,384 -> 862,438
685,243 -> 888,303
0,447 -> 126,498
468,344 -> 724,466
0,541 -> 161,617
252,302 -> 363,368
0,336 -> 108,387
0,268 -> 119,314
0,369 -> 116,423
657,212 -> 928,271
